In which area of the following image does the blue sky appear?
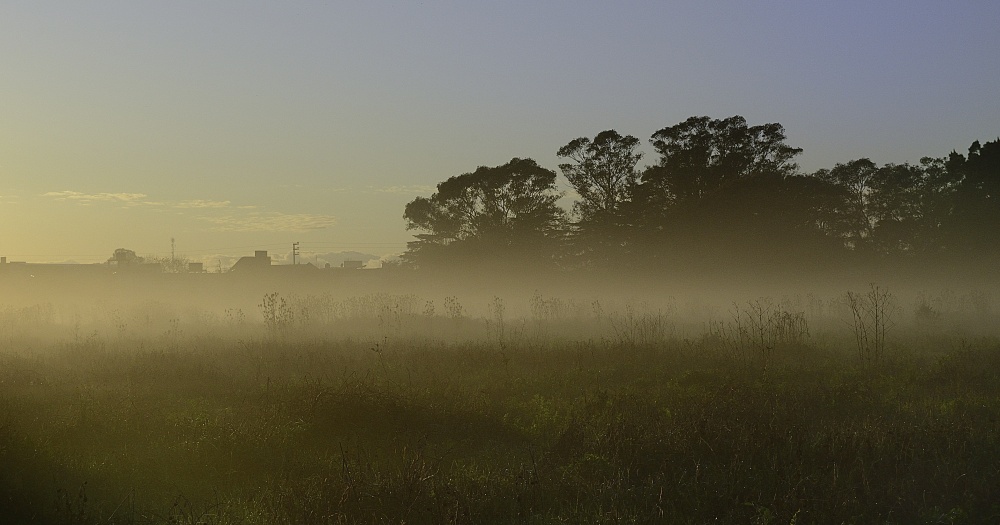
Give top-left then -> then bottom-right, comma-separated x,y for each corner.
1,1 -> 997,265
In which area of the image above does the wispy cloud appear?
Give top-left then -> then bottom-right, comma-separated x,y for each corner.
173,199 -> 231,209
200,212 -> 338,232
371,185 -> 436,195
42,190 -> 233,209
42,191 -> 148,203
41,189 -> 331,232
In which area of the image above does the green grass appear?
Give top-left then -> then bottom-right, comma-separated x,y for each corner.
2,324 -> 1000,523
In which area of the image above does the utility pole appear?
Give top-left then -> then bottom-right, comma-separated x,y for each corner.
171,237 -> 176,264
292,242 -> 300,265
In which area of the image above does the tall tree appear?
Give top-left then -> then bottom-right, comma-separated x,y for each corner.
642,115 -> 802,209
813,159 -> 880,251
631,116 -> 808,270
557,130 -> 643,266
943,139 -> 1000,258
403,158 -> 565,269
558,130 -> 642,222
868,162 -> 940,254
814,158 -> 951,255
108,248 -> 144,266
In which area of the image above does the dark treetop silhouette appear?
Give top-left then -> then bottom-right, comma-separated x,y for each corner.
403,157 -> 566,271
402,115 -> 999,278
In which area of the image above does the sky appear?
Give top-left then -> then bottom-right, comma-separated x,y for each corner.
1,1 -> 998,266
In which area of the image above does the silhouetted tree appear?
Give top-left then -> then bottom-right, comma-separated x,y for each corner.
558,130 -> 642,221
557,130 -> 643,266
641,116 -> 802,210
632,116 -> 808,271
868,162 -> 944,254
813,158 -> 953,256
906,156 -> 963,255
403,158 -> 566,270
644,170 -> 844,271
108,248 -> 143,266
146,255 -> 191,273
943,139 -> 1000,259
396,115 -> 993,278
813,159 -> 880,251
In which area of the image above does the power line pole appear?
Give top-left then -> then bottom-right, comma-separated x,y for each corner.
292,242 -> 300,265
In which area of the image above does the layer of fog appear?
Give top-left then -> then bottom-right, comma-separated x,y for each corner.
1,270 -> 997,353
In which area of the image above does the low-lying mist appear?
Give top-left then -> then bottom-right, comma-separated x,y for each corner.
2,269 -> 999,523
1,270 -> 997,350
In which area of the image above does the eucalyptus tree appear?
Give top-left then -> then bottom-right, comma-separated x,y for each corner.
943,139 -> 1000,258
403,158 -> 566,270
813,158 -> 952,255
812,158 -> 880,251
558,130 -> 643,222
557,130 -> 643,266
642,115 -> 802,209
634,116 -> 809,270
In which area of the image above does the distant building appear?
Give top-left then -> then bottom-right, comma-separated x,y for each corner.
188,262 -> 204,273
230,250 -> 272,272
341,260 -> 364,269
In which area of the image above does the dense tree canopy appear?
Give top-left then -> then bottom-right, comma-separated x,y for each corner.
557,130 -> 643,267
628,116 -> 810,268
558,130 -> 642,222
108,248 -> 143,266
642,116 -> 802,208
814,159 -> 945,254
403,158 -> 565,269
401,115 -> 997,277
944,139 -> 1000,258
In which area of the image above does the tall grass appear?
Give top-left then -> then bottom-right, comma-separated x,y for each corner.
0,290 -> 999,523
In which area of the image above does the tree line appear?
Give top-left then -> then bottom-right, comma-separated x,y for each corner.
403,115 -> 998,276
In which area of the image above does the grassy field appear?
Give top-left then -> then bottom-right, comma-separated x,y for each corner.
1,291 -> 999,524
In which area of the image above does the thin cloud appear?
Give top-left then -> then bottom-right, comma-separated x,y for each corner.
42,191 -> 148,203
42,190 -> 231,209
174,199 -> 231,209
200,212 -> 338,232
371,185 -> 437,195
41,190 -> 332,232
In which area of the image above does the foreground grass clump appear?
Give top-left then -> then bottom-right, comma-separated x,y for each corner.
1,334 -> 1000,524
